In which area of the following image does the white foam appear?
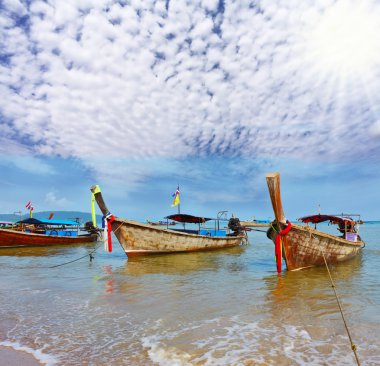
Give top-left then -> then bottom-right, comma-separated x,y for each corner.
141,315 -> 363,366
142,335 -> 192,366
0,340 -> 59,366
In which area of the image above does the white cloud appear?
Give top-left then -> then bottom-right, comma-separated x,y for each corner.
0,136 -> 56,175
370,120 -> 380,137
1,0 -> 380,188
44,191 -> 70,208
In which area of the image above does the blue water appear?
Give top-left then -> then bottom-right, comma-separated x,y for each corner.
0,223 -> 379,365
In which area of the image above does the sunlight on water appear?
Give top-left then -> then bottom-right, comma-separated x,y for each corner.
0,224 -> 379,365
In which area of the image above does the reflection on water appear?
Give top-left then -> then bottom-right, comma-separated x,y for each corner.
120,246 -> 246,276
266,254 -> 364,298
0,242 -> 98,257
265,254 -> 364,317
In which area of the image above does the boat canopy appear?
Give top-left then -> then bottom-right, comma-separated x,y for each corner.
298,214 -> 355,225
165,214 -> 213,224
17,218 -> 80,226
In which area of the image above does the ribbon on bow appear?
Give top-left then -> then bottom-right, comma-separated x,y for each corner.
275,220 -> 292,273
102,212 -> 115,252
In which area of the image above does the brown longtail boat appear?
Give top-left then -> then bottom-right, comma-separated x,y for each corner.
0,218 -> 98,248
266,172 -> 364,272
90,185 -> 246,257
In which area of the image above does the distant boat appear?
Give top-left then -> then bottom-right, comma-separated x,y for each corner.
146,220 -> 177,226
91,185 -> 246,257
0,218 -> 98,248
266,172 -> 364,272
240,220 -> 270,228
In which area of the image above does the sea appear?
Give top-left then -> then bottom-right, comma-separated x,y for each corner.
0,222 -> 379,365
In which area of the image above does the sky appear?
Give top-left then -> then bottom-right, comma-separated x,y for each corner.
1,0 -> 380,222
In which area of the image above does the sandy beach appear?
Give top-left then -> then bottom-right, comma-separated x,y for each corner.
0,346 -> 42,366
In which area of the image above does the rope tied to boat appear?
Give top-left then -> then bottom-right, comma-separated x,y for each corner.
48,243 -> 100,268
274,220 -> 292,274
321,250 -> 361,366
103,212 -> 115,252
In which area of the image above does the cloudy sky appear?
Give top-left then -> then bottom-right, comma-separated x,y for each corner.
1,0 -> 380,221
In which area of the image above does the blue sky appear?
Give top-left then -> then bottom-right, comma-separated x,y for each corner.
1,0 -> 380,221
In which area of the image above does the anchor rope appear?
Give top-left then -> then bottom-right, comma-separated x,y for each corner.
289,225 -> 360,364
321,250 -> 361,366
47,243 -> 100,269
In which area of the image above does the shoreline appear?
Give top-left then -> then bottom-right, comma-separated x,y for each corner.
0,345 -> 44,366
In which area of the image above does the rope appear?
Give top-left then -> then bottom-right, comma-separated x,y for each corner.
243,230 -> 249,245
274,220 -> 292,274
113,222 -> 124,234
250,228 -> 269,233
47,243 -> 100,269
321,250 -> 361,366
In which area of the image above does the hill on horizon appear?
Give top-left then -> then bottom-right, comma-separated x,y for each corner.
0,211 -> 102,224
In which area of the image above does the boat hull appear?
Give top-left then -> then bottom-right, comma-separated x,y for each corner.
111,218 -> 244,256
0,228 -> 98,248
267,223 -> 363,271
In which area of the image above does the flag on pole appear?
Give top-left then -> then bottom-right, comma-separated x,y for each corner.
25,201 -> 34,217
171,186 -> 180,207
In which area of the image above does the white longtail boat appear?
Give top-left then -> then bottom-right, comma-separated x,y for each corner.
91,185 -> 246,257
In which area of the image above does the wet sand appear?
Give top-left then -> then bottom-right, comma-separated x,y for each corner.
0,346 -> 43,366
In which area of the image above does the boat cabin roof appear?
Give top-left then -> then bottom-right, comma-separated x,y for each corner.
298,214 -> 356,225
17,218 -> 80,226
165,214 -> 213,223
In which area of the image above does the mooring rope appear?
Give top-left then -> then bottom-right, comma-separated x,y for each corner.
321,250 -> 361,366
47,243 -> 100,269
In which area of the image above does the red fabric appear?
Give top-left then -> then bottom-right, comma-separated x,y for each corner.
107,215 -> 115,252
298,214 -> 354,225
275,221 -> 292,274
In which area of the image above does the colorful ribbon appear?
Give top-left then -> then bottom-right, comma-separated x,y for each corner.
103,212 -> 115,252
275,220 -> 292,273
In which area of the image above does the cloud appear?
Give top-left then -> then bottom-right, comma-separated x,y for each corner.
1,0 -> 380,189
44,191 -> 70,208
0,136 -> 56,175
370,120 -> 380,137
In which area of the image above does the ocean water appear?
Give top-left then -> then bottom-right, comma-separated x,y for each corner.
0,223 -> 379,365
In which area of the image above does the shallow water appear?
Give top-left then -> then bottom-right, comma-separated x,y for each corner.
0,223 -> 379,365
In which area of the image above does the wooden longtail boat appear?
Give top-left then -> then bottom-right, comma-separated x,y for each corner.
0,218 -> 98,248
90,185 -> 246,257
266,172 -> 364,272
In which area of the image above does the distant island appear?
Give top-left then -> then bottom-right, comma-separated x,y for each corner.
0,211 -> 103,225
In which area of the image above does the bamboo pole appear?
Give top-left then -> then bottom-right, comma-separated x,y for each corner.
266,172 -> 286,224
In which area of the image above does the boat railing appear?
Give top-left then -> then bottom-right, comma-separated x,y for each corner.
170,222 -> 230,237
18,223 -> 81,236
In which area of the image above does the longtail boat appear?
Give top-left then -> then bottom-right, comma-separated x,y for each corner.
0,218 -> 98,248
90,185 -> 246,257
266,172 -> 364,272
